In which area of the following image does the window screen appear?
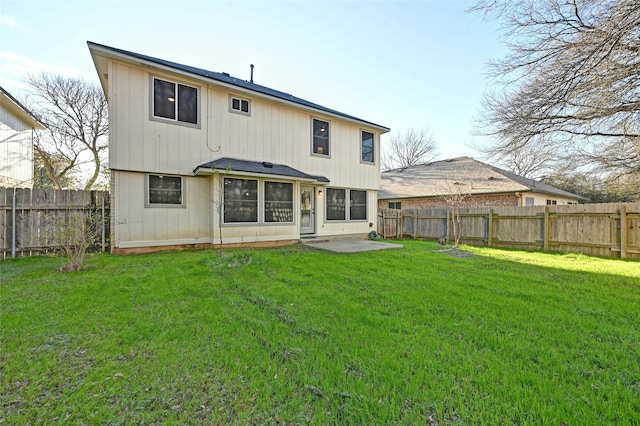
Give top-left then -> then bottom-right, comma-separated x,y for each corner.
148,175 -> 183,205
313,119 -> 330,155
326,188 -> 345,220
361,131 -> 374,163
224,178 -> 258,223
265,182 -> 293,222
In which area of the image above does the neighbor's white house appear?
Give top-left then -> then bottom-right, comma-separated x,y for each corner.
0,86 -> 46,188
88,42 -> 389,253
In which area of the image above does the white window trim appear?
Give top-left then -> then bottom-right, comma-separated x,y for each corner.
145,174 -> 186,208
360,129 -> 376,165
228,95 -> 251,116
149,75 -> 201,129
311,117 -> 331,158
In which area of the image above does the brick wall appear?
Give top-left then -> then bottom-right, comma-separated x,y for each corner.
378,193 -> 519,210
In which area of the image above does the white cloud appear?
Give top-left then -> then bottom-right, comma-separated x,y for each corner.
0,51 -> 79,97
0,16 -> 22,29
0,51 -> 78,77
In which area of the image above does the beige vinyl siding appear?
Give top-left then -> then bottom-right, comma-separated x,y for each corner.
113,171 -> 211,248
0,104 -> 34,188
108,60 -> 381,191
102,55 -> 383,247
110,63 -> 211,175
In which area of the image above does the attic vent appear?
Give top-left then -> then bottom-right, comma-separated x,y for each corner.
262,162 -> 273,168
222,72 -> 230,76
488,176 -> 495,180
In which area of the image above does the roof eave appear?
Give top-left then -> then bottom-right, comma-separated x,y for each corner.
193,166 -> 321,183
0,90 -> 46,130
87,42 -> 390,134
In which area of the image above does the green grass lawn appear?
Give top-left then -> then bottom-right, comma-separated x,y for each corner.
1,241 -> 639,425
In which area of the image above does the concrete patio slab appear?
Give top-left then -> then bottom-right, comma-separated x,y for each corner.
301,239 -> 403,253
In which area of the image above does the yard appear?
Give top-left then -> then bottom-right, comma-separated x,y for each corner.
1,241 -> 639,424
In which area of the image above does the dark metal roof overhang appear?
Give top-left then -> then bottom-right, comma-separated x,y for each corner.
87,41 -> 390,134
194,157 -> 330,184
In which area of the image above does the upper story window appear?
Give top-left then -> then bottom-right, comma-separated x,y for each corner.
152,77 -> 198,126
312,118 -> 330,156
229,96 -> 251,116
361,131 -> 375,163
146,174 -> 184,207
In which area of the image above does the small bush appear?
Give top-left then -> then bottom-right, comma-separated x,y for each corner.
41,209 -> 100,271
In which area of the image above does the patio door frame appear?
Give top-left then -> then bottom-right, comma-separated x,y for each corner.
300,186 -> 315,235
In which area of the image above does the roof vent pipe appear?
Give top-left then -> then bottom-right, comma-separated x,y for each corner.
250,64 -> 254,84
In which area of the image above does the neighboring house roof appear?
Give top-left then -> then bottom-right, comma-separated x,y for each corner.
379,156 -> 588,201
0,86 -> 46,130
194,157 -> 330,184
87,41 -> 390,133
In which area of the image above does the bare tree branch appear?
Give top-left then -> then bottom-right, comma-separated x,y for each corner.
381,128 -> 439,171
26,73 -> 108,190
470,0 -> 640,179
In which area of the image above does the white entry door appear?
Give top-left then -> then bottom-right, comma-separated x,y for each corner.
300,187 -> 315,235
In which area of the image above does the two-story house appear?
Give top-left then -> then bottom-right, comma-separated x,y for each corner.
88,42 -> 389,253
0,86 -> 46,188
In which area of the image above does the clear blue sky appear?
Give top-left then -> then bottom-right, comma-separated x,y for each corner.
0,0 -> 504,160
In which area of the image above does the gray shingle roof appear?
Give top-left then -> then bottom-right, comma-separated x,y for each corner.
194,157 -> 329,183
87,41 -> 389,132
379,156 -> 588,201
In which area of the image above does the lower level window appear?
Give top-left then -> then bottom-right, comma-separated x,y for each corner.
224,178 -> 258,223
265,181 -> 293,222
147,174 -> 184,206
389,201 -> 401,210
326,188 -> 367,221
326,188 -> 346,220
350,190 -> 367,220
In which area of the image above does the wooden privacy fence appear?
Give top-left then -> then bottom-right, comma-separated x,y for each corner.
378,202 -> 640,259
0,187 -> 110,259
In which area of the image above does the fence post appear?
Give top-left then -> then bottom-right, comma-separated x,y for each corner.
414,210 -> 418,239
488,209 -> 494,247
620,205 -> 627,259
396,210 -> 401,239
543,206 -> 550,251
382,210 -> 386,239
446,209 -> 450,243
101,196 -> 106,253
11,189 -> 16,258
